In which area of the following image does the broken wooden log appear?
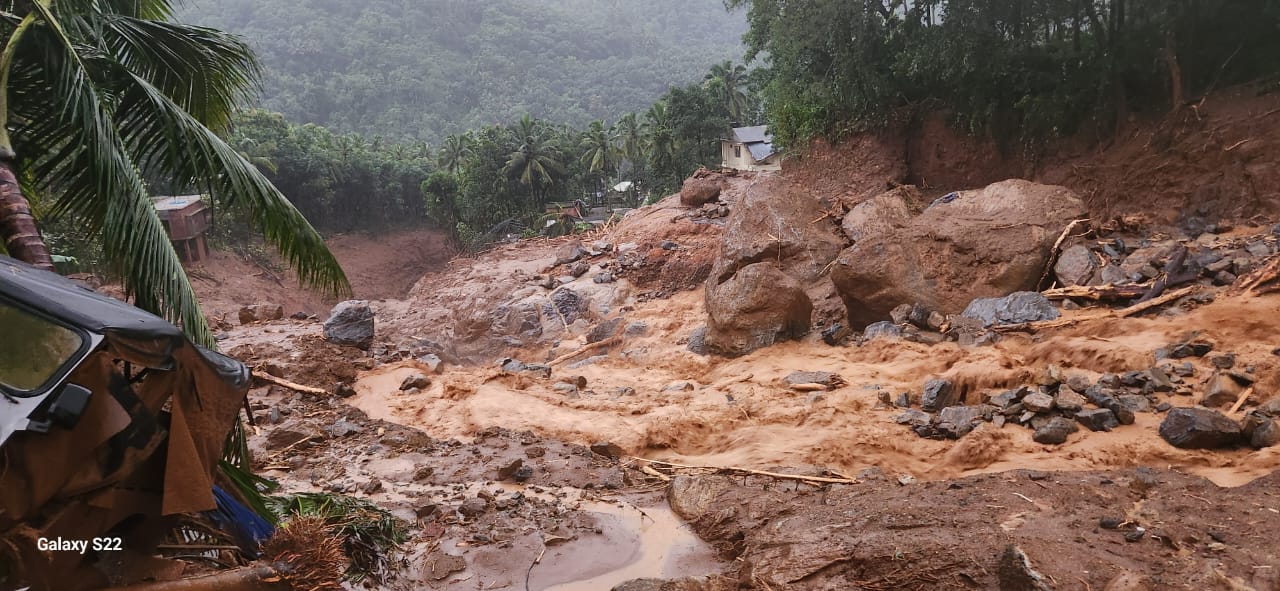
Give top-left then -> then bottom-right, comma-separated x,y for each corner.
998,286 -> 1199,333
1233,255 -> 1280,296
1042,284 -> 1149,301
632,457 -> 859,485
252,371 -> 329,396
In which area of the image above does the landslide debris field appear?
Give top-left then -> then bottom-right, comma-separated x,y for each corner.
222,112 -> 1280,589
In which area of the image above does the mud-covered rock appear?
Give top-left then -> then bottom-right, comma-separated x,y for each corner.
1159,408 -> 1241,449
324,300 -> 375,349
239,303 -> 284,325
554,240 -> 589,265
705,262 -> 812,356
841,186 -> 921,243
961,292 -> 1059,327
400,373 -> 430,390
1054,244 -> 1099,287
679,175 -> 723,207
1201,371 -> 1243,408
832,180 -> 1086,327
713,177 -> 847,286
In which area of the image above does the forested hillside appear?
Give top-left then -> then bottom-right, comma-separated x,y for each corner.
176,0 -> 748,141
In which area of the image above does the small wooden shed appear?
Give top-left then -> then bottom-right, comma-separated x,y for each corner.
153,195 -> 212,263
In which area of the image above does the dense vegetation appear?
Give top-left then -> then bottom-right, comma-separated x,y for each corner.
232,64 -> 759,248
729,0 -> 1280,150
176,0 -> 748,142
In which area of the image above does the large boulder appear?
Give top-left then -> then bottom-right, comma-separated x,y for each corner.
705,262 -> 812,356
831,180 -> 1087,327
961,292 -> 1059,327
841,185 -> 922,243
1159,408 -> 1241,449
679,176 -> 723,207
707,176 -> 847,333
713,177 -> 846,286
324,300 -> 375,349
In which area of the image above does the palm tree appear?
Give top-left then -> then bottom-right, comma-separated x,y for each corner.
0,0 -> 347,346
503,114 -> 564,204
579,120 -> 615,178
614,112 -> 643,162
438,133 -> 472,176
704,60 -> 750,125
642,101 -> 677,182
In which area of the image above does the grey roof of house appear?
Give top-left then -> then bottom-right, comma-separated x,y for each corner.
732,125 -> 771,144
729,126 -> 776,162
747,142 -> 775,162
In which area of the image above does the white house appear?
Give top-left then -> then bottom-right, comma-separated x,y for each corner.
721,125 -> 780,171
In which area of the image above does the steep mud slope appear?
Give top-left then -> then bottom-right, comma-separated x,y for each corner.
782,86 -> 1280,225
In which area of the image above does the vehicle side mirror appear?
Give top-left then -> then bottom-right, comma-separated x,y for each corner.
48,384 -> 92,429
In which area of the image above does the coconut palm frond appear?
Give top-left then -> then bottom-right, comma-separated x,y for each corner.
11,3 -> 217,343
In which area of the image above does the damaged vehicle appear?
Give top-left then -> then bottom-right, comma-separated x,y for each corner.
0,255 -> 251,590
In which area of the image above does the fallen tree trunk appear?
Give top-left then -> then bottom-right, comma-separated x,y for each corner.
1042,284 -> 1149,301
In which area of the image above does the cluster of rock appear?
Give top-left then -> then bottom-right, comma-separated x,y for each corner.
700,178 -> 1088,356
892,339 -> 1279,450
1052,223 -> 1277,290
860,291 -> 1058,346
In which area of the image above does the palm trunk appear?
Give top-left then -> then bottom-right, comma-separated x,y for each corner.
0,159 -> 54,269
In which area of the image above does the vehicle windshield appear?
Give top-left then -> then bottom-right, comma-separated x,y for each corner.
0,300 -> 85,395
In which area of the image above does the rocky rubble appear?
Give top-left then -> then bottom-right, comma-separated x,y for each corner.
894,336 -> 1277,450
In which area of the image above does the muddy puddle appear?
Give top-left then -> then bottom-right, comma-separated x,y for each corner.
536,498 -> 718,590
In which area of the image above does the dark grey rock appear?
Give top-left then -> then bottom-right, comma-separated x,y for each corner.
1159,408 -> 1241,449
400,373 -> 431,390
1169,341 -> 1213,358
686,326 -> 708,355
1076,408 -> 1120,432
1251,419 -> 1280,448
458,497 -> 488,518
937,405 -> 986,439
890,303 -> 913,325
1054,244 -> 1099,286
863,321 -> 903,340
1201,371 -> 1243,408
1033,417 -> 1078,445
550,288 -> 588,323
989,389 -> 1023,409
1117,394 -> 1152,414
894,392 -> 912,408
323,300 -> 375,349
894,409 -> 933,427
920,379 -> 957,412
335,382 -> 357,398
624,321 -> 649,336
961,292 -> 1059,327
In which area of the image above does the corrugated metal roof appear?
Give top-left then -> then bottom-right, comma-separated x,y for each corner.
746,141 -> 775,162
732,125 -> 771,144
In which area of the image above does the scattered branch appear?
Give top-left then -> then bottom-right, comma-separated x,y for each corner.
252,370 -> 329,395
631,457 -> 859,485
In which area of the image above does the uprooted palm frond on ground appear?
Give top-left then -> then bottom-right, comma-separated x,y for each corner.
267,493 -> 409,583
